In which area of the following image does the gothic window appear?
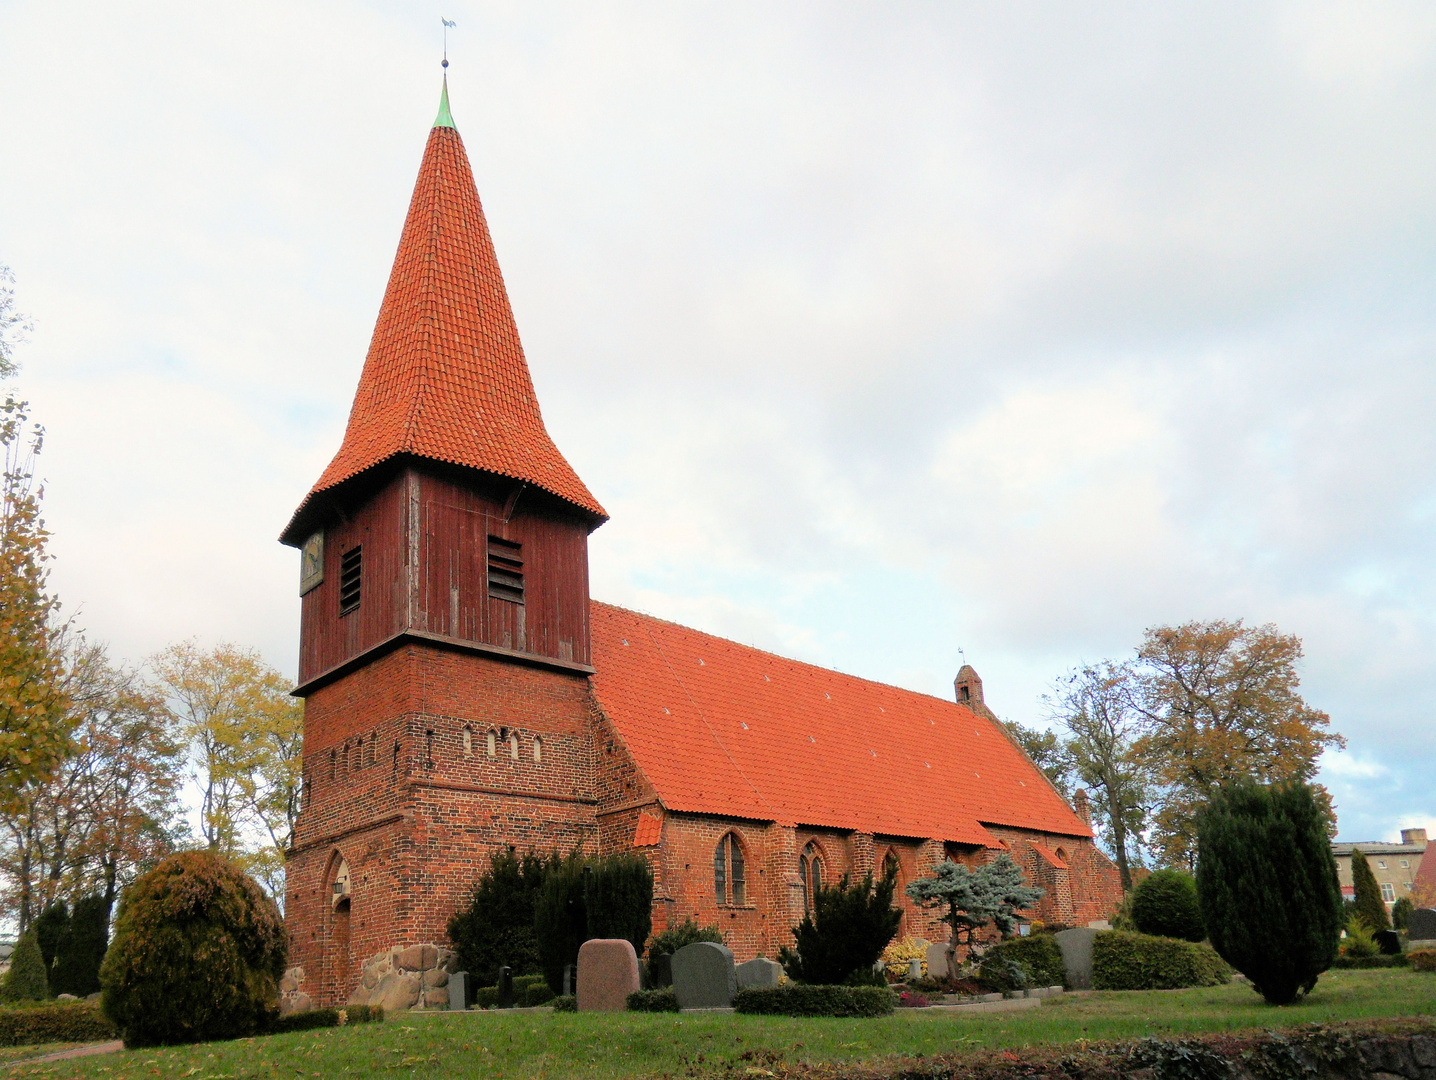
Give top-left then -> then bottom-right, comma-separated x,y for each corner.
884,849 -> 900,883
339,546 -> 362,615
715,833 -> 746,905
799,842 -> 823,914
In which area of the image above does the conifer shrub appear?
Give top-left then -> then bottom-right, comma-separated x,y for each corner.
99,850 -> 286,1047
1392,896 -> 1414,932
0,1001 -> 116,1045
533,852 -> 588,994
626,987 -> 680,1012
447,849 -> 547,982
1349,850 -> 1391,932
1195,779 -> 1342,1005
51,895 -> 110,997
1130,869 -> 1205,942
734,984 -> 895,1017
551,994 -> 577,1012
977,934 -> 1066,991
522,981 -> 555,1007
0,930 -> 49,1002
1341,917 -> 1378,960
586,853 -> 653,958
32,902 -> 69,991
1091,930 -> 1229,989
779,869 -> 902,985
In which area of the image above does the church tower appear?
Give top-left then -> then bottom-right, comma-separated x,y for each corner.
279,80 -> 606,1009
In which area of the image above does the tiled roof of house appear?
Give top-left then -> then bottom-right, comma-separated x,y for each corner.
589,602 -> 1091,847
285,82 -> 605,541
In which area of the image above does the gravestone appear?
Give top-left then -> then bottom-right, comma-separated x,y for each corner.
649,953 -> 673,989
1053,927 -> 1100,991
448,971 -> 471,1011
735,957 -> 782,989
563,964 -> 575,997
576,938 -> 641,1012
671,941 -> 737,1009
1375,929 -> 1402,956
497,966 -> 514,1009
907,958 -> 923,981
925,943 -> 949,980
1407,907 -> 1436,942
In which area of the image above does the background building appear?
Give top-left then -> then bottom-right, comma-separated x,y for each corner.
1333,828 -> 1427,908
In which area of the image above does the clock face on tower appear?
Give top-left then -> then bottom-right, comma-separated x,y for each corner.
300,531 -> 325,595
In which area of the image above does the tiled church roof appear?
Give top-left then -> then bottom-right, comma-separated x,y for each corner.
589,602 -> 1092,847
285,80 -> 605,541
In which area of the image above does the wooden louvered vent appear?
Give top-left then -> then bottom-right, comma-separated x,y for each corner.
487,536 -> 524,604
339,546 -> 362,615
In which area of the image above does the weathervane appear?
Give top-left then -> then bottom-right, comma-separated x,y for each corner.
442,16 -> 456,68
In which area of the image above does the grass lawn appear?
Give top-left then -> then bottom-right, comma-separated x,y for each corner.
10,970 -> 1435,1080
0,1044 -> 102,1065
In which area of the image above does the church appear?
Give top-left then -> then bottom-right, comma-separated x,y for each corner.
280,80 -> 1122,1010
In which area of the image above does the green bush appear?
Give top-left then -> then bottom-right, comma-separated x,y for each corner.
1342,917 -> 1378,960
0,931 -> 49,1003
977,935 -> 1066,992
0,1001 -> 117,1046
268,1004 -> 383,1034
552,994 -> 577,1012
472,986 -> 499,1009
512,974 -> 545,997
99,850 -> 287,1047
779,868 -> 902,985
447,849 -> 548,983
533,852 -> 588,995
587,853 -> 653,958
1131,869 -> 1205,942
1349,851 -> 1391,932
1195,779 -> 1343,1005
1392,896 -> 1414,932
1092,930 -> 1230,990
626,987 -> 679,1012
644,918 -> 723,986
734,984 -> 895,1017
51,895 -> 110,998
523,982 -> 555,1007
32,902 -> 69,992
1330,953 -> 1409,969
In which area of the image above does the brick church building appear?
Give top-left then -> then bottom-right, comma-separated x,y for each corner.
280,81 -> 1122,1009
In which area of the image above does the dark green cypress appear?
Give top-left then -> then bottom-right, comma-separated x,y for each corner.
0,929 -> 50,1001
1349,850 -> 1391,932
447,848 -> 548,981
532,851 -> 588,994
586,853 -> 653,957
1195,779 -> 1341,1005
32,901 -> 70,991
50,894 -> 111,997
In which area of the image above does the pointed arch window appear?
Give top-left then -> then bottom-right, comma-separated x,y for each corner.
509,732 -> 520,760
486,730 -> 497,758
715,832 -> 746,905
799,842 -> 823,914
532,736 -> 543,763
883,849 -> 901,883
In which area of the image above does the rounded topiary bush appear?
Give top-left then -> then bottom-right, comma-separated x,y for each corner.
1131,869 -> 1205,942
99,850 -> 286,1047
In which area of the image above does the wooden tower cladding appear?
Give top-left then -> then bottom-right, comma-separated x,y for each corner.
278,80 -> 606,1009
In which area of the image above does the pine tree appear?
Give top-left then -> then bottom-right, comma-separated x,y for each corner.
780,866 -> 902,985
0,929 -> 49,1001
1349,850 -> 1390,932
50,894 -> 110,996
905,852 -> 1044,966
1195,778 -> 1342,1005
32,900 -> 70,990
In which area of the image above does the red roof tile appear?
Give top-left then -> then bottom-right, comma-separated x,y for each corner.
633,812 -> 663,848
286,115 -> 605,539
1031,843 -> 1069,870
589,603 -> 1091,847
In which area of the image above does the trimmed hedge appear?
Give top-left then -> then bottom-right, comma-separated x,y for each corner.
473,986 -> 499,1009
626,988 -> 680,1012
1092,930 -> 1230,990
1331,953 -> 1409,969
472,979 -> 552,1009
1410,949 -> 1436,973
978,935 -> 1066,992
0,1002 -> 118,1046
1130,869 -> 1205,942
268,1005 -> 383,1035
552,995 -> 577,1012
523,983 -> 556,1007
733,984 -> 895,1017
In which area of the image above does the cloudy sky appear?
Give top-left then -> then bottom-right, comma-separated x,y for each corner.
1,1 -> 1433,847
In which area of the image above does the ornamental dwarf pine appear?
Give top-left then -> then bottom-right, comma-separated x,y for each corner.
906,853 -> 1043,964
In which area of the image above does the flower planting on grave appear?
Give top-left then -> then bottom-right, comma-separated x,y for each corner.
99,849 -> 286,1047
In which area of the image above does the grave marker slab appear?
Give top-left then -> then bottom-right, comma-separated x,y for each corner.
1408,907 -> 1436,942
576,939 -> 640,1012
671,941 -> 737,1010
926,943 -> 949,980
735,957 -> 782,989
1053,928 -> 1099,990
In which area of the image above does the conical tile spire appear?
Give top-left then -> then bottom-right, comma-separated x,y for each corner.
285,87 -> 606,540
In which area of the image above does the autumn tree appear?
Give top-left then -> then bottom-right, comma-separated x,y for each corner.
0,266 -> 71,819
150,641 -> 302,898
1133,620 -> 1342,867
1046,661 -> 1150,891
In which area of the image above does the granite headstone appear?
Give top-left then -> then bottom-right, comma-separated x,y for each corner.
925,943 -> 949,980
671,941 -> 738,1009
735,956 -> 782,989
576,939 -> 641,1012
1053,927 -> 1099,991
497,966 -> 513,1009
1375,929 -> 1402,956
448,971 -> 471,1011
